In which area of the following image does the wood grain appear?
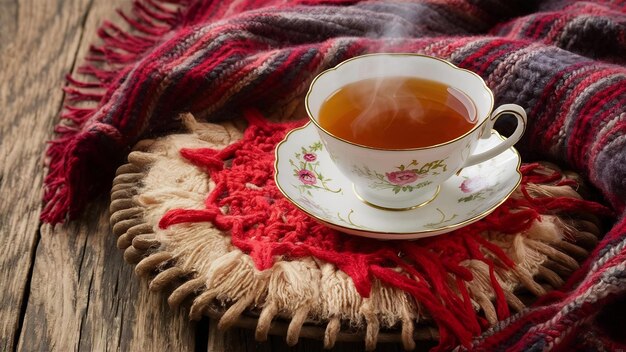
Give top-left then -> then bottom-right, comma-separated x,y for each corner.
14,0 -> 196,351
208,322 -> 273,352
0,0 -> 92,350
18,199 -> 196,351
0,0 -> 18,48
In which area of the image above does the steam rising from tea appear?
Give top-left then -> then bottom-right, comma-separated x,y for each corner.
318,77 -> 476,149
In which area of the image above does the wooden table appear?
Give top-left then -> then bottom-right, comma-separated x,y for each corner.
0,1 -> 422,351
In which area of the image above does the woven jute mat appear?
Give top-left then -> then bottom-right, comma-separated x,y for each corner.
109,113 -> 602,351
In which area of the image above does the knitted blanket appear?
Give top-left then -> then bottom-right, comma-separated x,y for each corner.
45,0 -> 626,350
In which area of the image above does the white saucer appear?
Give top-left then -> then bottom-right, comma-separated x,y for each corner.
274,123 -> 522,240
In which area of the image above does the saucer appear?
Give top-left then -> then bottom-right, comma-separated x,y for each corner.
274,123 -> 522,240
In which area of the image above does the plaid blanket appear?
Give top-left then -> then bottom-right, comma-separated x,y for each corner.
44,0 -> 626,350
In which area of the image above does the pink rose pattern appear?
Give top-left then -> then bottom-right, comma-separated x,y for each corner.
290,141 -> 339,194
303,153 -> 316,162
385,170 -> 419,185
298,169 -> 317,185
352,159 -> 445,193
457,176 -> 492,203
460,177 -> 487,193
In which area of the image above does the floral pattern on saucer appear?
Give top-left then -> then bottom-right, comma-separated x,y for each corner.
289,141 -> 341,196
274,123 -> 522,240
351,158 -> 447,194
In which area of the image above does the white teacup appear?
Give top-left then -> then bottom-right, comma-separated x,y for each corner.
305,53 -> 526,210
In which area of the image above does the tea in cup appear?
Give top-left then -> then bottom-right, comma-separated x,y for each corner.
305,53 -> 526,210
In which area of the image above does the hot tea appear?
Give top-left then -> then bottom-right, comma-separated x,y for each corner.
318,77 -> 476,149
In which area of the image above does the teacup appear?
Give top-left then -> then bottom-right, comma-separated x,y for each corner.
305,53 -> 526,210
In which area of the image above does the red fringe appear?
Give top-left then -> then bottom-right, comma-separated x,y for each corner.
65,75 -> 101,88
159,208 -> 219,228
41,0 -> 198,224
179,148 -> 225,171
520,185 -> 613,216
62,87 -> 104,102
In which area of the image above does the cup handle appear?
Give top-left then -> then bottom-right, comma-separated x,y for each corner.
463,104 -> 527,167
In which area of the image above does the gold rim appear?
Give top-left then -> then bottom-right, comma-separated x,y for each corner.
304,53 -> 495,151
273,124 -> 522,236
352,184 -> 441,211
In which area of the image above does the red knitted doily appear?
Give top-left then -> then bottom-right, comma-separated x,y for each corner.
159,110 -> 606,349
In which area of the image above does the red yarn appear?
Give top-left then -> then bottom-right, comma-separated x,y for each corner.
519,185 -> 612,216
159,110 -> 607,351
159,209 -> 218,228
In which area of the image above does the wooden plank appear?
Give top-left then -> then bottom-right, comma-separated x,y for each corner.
208,322 -> 273,352
19,199 -> 195,351
15,0 -> 196,351
0,0 -> 18,48
0,0 -> 93,350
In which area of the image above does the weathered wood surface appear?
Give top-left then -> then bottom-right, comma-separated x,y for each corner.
0,1 -> 420,351
0,0 -> 93,350
1,0 -> 196,351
